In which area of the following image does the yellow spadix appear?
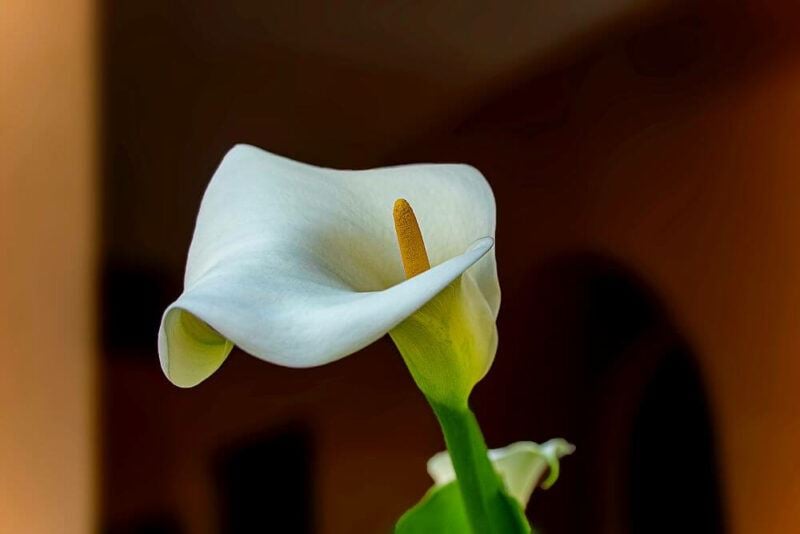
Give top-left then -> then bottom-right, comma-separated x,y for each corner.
393,198 -> 431,279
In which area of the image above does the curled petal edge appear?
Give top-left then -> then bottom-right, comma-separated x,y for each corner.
158,237 -> 495,387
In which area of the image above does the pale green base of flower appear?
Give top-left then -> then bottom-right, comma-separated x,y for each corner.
389,277 -> 497,409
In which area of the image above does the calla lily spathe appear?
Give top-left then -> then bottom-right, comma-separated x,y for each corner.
158,144 -> 500,399
428,439 -> 575,508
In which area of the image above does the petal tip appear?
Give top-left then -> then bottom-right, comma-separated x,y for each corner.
158,306 -> 234,388
470,236 -> 495,253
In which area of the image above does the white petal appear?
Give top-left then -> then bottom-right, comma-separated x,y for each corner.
158,145 -> 498,387
427,439 -> 575,508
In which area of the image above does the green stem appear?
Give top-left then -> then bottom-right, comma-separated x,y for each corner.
430,401 -> 506,534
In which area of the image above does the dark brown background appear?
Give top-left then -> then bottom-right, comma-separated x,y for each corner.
101,1 -> 800,533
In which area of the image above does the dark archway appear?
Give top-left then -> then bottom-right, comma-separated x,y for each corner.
477,253 -> 726,534
629,348 -> 724,534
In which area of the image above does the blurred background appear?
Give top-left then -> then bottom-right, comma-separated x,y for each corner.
4,0 -> 800,532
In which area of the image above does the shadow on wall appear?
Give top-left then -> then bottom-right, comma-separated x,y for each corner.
214,426 -> 314,534
480,253 -> 727,534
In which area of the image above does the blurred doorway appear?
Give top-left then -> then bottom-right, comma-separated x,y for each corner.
214,427 -> 313,534
488,254 -> 726,533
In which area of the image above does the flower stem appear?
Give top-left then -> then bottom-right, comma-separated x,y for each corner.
430,401 -> 514,534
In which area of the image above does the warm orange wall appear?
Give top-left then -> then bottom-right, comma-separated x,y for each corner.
589,60 -> 800,534
0,0 -> 96,532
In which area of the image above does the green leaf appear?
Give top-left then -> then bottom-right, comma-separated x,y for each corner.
395,481 -> 469,533
395,480 -> 530,534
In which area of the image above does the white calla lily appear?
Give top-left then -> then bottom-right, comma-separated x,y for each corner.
158,144 -> 499,402
427,439 -> 575,508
